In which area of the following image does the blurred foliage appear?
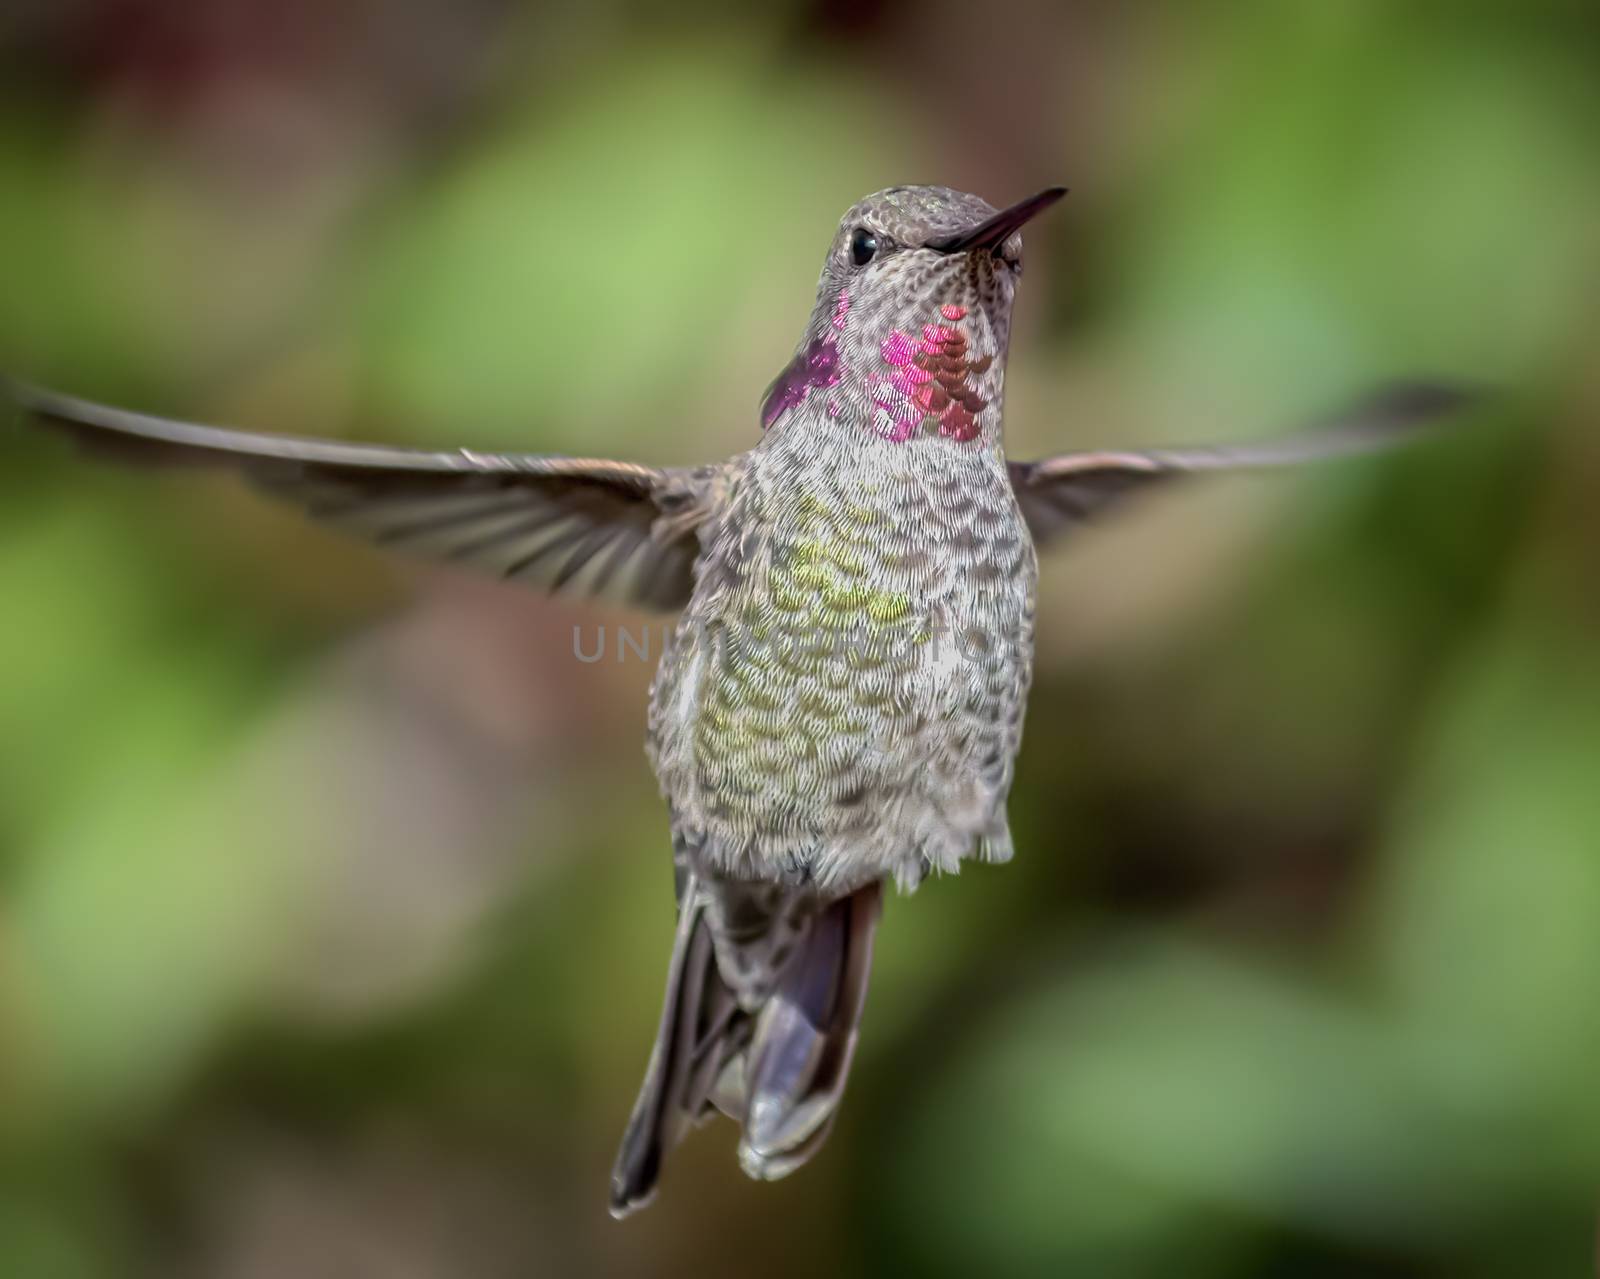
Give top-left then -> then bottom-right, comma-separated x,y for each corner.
1,1 -> 1598,1275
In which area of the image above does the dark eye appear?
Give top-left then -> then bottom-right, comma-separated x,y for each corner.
849,227 -> 878,267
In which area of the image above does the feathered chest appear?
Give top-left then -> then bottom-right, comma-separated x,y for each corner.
644,418 -> 1037,872
683,426 -> 1034,678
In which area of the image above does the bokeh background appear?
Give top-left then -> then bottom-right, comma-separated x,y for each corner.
1,2 -> 1597,1275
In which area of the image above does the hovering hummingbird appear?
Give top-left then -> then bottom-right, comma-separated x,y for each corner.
7,185 -> 1473,1216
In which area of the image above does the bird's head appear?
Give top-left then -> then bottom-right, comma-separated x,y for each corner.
761,185 -> 1065,445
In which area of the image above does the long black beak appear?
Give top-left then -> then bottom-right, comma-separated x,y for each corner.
926,187 -> 1068,255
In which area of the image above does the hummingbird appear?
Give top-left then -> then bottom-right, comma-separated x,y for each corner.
6,185 -> 1474,1216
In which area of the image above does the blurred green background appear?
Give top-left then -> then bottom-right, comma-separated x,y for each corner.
1,2 -> 1597,1275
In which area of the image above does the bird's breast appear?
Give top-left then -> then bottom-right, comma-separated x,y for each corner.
647,430 -> 1034,844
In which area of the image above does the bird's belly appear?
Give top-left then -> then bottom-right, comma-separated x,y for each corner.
645,436 -> 1037,890
648,539 -> 1035,890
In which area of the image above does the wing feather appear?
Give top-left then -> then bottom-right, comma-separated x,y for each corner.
8,379 -> 718,611
1009,382 -> 1482,550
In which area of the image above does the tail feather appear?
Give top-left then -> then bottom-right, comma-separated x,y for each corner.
608,875 -> 882,1216
608,885 -> 736,1216
739,883 -> 880,1179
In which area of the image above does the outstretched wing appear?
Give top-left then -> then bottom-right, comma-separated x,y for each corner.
8,380 -> 719,611
1009,382 -> 1481,550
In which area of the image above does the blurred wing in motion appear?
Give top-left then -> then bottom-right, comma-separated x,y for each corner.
1009,381 -> 1482,551
8,380 -> 721,611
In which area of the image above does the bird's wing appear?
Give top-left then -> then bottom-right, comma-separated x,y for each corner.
1008,382 -> 1481,551
8,380 -> 720,611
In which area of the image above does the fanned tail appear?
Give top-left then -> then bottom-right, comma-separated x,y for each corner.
609,875 -> 883,1216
